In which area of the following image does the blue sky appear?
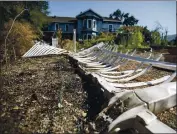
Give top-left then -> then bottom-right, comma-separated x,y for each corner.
49,1 -> 176,35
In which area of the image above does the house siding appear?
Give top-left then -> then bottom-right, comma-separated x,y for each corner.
48,22 -> 74,33
102,22 -> 121,32
97,20 -> 103,33
48,23 -> 56,31
46,9 -> 122,40
77,20 -> 83,34
58,23 -> 74,33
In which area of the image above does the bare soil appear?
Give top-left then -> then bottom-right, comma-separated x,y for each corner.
157,106 -> 177,131
0,55 -> 95,134
0,50 -> 176,133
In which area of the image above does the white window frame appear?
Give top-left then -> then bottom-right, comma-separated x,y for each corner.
93,20 -> 96,28
83,19 -> 86,27
65,24 -> 69,32
87,19 -> 92,29
108,24 -> 113,32
92,33 -> 96,37
55,23 -> 59,30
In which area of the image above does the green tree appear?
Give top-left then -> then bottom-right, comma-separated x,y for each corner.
128,30 -> 144,49
110,9 -> 124,21
151,31 -> 161,45
109,9 -> 138,26
0,1 -> 49,30
123,15 -> 138,26
0,1 -> 49,64
161,28 -> 168,46
142,26 -> 152,44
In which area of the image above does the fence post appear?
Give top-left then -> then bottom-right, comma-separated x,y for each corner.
73,29 -> 76,52
52,37 -> 58,47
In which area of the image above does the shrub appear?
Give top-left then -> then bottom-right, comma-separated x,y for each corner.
76,32 -> 116,51
151,31 -> 161,45
2,20 -> 38,62
128,30 -> 144,48
61,39 -> 75,51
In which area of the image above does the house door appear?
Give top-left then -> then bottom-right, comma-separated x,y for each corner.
56,23 -> 59,31
108,24 -> 113,32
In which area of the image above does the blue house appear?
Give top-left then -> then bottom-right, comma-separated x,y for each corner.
45,9 -> 122,41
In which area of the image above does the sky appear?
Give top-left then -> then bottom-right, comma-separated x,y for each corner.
49,1 -> 176,35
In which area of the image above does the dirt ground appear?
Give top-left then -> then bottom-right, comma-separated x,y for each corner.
0,51 -> 176,133
157,106 -> 177,131
0,55 -> 99,134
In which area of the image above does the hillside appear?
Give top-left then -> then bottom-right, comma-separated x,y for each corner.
167,34 -> 176,41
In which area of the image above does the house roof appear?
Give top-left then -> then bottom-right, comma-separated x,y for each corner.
48,9 -> 122,23
76,8 -> 103,18
103,17 -> 122,23
48,16 -> 77,23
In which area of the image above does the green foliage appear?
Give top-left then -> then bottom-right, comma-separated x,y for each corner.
110,9 -> 124,21
128,30 -> 144,48
123,15 -> 138,26
76,32 -> 115,51
0,1 -> 49,30
174,36 -> 177,46
116,26 -> 149,52
142,26 -> 152,44
30,9 -> 48,28
76,40 -> 92,51
61,39 -> 75,51
151,31 -> 161,45
161,39 -> 168,46
109,9 -> 138,26
0,1 -> 49,63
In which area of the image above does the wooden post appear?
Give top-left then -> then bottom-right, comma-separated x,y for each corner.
73,29 -> 76,52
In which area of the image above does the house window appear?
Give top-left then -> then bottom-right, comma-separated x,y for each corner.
87,19 -> 92,29
108,24 -> 113,32
87,34 -> 92,40
93,20 -> 96,28
56,23 -> 59,30
83,34 -> 87,40
83,19 -> 86,28
65,24 -> 68,31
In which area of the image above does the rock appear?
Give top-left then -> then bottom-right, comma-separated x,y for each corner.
13,106 -> 19,110
73,115 -> 77,121
1,113 -> 6,117
73,128 -> 77,132
170,108 -> 174,111
85,127 -> 89,133
82,111 -> 87,117
64,100 -> 73,106
89,122 -> 96,130
58,103 -> 63,108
